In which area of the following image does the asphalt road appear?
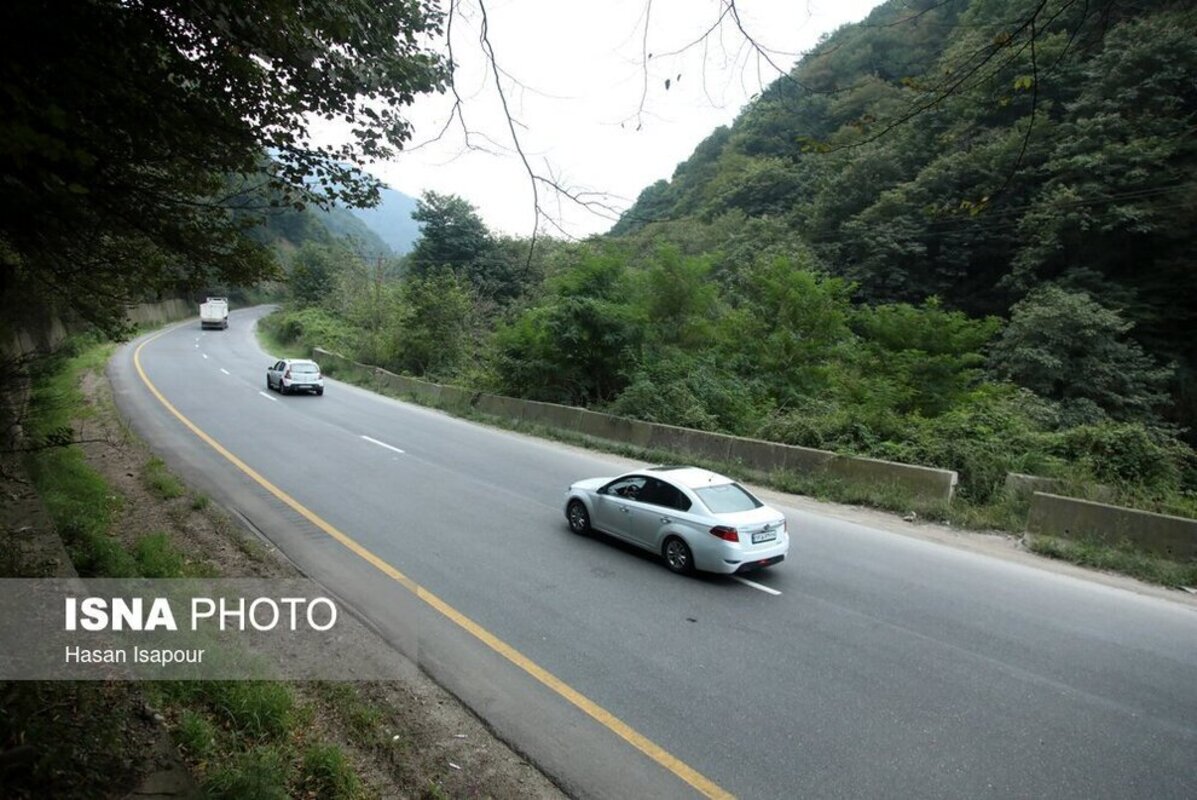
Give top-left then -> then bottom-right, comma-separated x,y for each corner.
110,307 -> 1197,799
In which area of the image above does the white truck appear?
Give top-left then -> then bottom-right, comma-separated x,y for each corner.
199,297 -> 229,330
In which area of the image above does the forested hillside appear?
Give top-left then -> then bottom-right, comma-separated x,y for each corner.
613,0 -> 1196,432
268,0 -> 1195,522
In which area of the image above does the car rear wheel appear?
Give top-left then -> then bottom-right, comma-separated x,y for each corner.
662,537 -> 694,575
566,500 -> 591,535
316,388 -> 324,396
279,382 -> 288,395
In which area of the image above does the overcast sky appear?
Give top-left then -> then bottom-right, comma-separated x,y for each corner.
325,0 -> 885,239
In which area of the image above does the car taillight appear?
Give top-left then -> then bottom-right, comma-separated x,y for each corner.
710,525 -> 739,542
284,369 -> 291,379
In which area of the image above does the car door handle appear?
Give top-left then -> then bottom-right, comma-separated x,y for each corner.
618,505 -> 630,513
659,517 -> 671,524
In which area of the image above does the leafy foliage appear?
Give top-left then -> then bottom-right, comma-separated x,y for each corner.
613,0 -> 1197,438
1,0 -> 446,331
988,286 -> 1172,424
390,270 -> 475,378
409,192 -> 494,279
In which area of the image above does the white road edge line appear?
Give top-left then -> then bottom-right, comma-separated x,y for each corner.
732,576 -> 781,596
257,391 -> 278,403
361,434 -> 405,455
220,368 -> 230,375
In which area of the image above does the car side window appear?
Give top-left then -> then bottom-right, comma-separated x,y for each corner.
273,361 -> 284,370
646,479 -> 691,512
603,476 -> 646,500
664,483 -> 692,512
635,479 -> 692,511
636,478 -> 666,507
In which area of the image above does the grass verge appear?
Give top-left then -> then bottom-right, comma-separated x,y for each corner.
1028,535 -> 1197,589
143,456 -> 186,499
5,334 -> 371,799
256,313 -> 313,360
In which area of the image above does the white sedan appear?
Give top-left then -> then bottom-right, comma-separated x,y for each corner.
564,466 -> 789,575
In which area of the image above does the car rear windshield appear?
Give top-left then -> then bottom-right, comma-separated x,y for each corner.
694,483 -> 762,513
292,363 -> 319,374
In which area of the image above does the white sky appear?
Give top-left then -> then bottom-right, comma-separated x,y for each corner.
328,0 -> 885,238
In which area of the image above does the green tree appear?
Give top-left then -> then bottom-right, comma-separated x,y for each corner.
854,299 -> 1000,416
718,260 -> 856,405
988,286 -> 1172,424
391,271 -> 474,377
289,243 -> 342,307
491,249 -> 640,404
409,191 -> 492,271
0,0 -> 446,331
635,246 -> 718,349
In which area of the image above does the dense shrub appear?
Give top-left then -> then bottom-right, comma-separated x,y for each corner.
260,307 -> 361,358
878,387 -> 1064,502
1054,422 -> 1195,490
607,351 -> 764,434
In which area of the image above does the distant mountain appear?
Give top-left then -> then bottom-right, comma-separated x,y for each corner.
349,187 -> 421,255
316,205 -> 392,257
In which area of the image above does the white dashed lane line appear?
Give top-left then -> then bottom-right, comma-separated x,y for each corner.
202,353 -> 208,359
732,576 -> 782,596
257,391 -> 278,403
220,368 -> 230,375
361,435 -> 405,455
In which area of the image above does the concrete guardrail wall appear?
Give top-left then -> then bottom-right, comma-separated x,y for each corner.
1028,492 -> 1197,560
312,347 -> 959,503
4,298 -> 195,360
126,298 -> 193,327
1005,472 -> 1115,503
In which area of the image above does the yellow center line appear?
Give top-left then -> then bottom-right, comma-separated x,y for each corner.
132,326 -> 734,800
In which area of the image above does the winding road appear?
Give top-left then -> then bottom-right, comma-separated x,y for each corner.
109,307 -> 1197,799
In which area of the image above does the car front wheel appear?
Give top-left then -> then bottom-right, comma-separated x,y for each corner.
662,537 -> 694,575
566,500 -> 591,535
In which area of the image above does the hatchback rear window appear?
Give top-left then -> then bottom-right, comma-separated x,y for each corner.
694,483 -> 762,513
292,363 -> 319,374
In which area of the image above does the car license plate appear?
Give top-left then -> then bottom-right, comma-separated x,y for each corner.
752,530 -> 777,544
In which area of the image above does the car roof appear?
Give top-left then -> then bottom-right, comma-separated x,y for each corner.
283,358 -> 318,366
641,465 -> 732,489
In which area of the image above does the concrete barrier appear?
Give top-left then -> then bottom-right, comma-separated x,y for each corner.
4,297 -> 192,360
127,298 -> 191,326
779,444 -> 837,474
475,393 -> 528,421
1005,472 -> 1114,503
728,437 -> 791,472
826,455 -> 958,503
1028,492 -> 1197,560
576,410 -> 655,448
648,423 -> 734,463
522,400 -> 584,430
437,385 -> 474,410
307,346 -> 959,503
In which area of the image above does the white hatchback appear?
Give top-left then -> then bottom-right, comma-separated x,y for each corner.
564,466 -> 789,575
266,358 -> 324,395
